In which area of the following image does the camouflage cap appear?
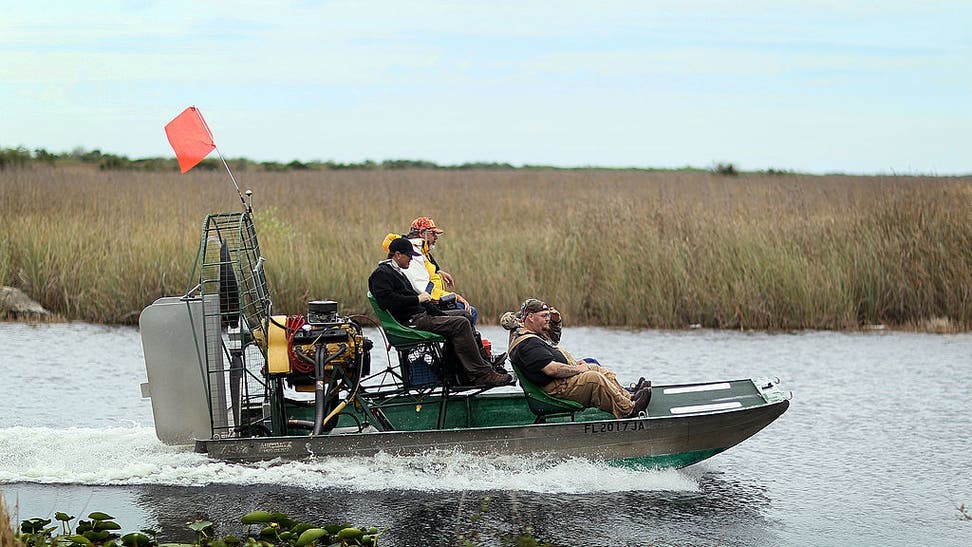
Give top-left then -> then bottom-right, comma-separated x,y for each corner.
517,298 -> 549,318
500,311 -> 520,330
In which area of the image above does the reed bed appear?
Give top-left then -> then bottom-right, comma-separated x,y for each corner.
0,495 -> 18,547
1,166 -> 970,330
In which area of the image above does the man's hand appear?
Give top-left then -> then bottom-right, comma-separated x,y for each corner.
417,292 -> 432,303
440,271 -> 455,289
455,293 -> 470,307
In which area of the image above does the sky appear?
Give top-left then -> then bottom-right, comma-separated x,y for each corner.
2,1 -> 970,175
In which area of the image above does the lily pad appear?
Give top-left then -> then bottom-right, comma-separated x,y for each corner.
121,532 -> 154,546
296,527 -> 327,546
241,510 -> 274,524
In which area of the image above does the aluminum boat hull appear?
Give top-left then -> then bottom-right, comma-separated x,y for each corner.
195,379 -> 790,468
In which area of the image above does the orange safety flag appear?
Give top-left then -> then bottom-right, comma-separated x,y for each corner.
164,106 -> 216,173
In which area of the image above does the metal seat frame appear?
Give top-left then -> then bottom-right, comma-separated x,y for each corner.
367,292 -> 479,428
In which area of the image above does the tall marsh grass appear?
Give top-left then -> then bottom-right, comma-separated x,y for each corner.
0,496 -> 18,547
1,166 -> 969,330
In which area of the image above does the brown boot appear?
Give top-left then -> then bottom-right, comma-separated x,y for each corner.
473,371 -> 514,387
626,376 -> 650,393
625,387 -> 651,418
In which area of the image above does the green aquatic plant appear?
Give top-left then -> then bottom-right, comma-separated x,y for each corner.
5,507 -> 382,547
53,511 -> 75,535
2,498 -> 554,546
186,518 -> 215,544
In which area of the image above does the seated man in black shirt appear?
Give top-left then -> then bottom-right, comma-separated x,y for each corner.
369,237 -> 512,387
508,299 -> 651,418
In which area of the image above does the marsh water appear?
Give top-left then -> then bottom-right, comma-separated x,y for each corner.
1,322 -> 970,546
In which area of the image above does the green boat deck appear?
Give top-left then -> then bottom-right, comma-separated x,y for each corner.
286,390 -> 614,432
283,377 -> 782,434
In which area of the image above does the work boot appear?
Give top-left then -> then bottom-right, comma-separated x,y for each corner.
625,387 -> 651,418
474,370 -> 514,387
626,376 -> 649,393
630,381 -> 652,406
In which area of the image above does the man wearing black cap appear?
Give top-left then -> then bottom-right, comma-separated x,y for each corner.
508,298 -> 651,418
369,237 -> 512,387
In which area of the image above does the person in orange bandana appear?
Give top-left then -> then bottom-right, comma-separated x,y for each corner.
381,216 -> 478,324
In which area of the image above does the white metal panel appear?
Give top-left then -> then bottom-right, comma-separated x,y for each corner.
669,401 -> 743,415
139,296 -> 213,445
663,382 -> 731,395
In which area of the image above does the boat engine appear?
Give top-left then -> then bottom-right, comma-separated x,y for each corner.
260,300 -> 372,434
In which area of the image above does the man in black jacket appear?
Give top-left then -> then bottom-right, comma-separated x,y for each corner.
369,237 -> 512,387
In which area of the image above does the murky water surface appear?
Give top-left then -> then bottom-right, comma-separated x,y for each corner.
1,322 -> 970,546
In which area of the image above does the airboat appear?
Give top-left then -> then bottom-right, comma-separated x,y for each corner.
139,211 -> 790,468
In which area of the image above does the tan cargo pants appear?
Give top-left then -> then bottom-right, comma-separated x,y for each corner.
541,363 -> 633,418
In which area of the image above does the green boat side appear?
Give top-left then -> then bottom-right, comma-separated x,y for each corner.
287,376 -> 784,432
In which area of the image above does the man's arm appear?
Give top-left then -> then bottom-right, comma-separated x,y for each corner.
545,308 -> 563,344
439,270 -> 454,289
540,360 -> 592,378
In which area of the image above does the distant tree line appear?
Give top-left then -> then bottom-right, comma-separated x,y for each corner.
0,146 -> 781,176
0,146 -> 544,173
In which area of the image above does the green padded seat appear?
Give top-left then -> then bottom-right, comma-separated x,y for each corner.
367,292 -> 444,347
511,364 -> 585,423
367,292 -> 450,389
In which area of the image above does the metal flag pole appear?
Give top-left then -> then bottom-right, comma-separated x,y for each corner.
213,147 -> 249,213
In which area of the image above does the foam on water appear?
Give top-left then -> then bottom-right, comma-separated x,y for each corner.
0,426 -> 697,493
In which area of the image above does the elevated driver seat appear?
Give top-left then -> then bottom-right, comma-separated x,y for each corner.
367,292 -> 454,388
